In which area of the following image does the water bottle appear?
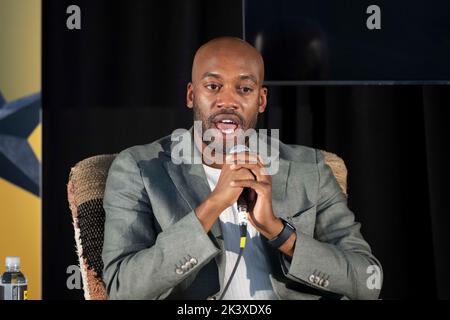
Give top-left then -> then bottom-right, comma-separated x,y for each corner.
0,257 -> 28,300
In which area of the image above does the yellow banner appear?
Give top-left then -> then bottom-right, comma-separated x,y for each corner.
0,0 -> 42,300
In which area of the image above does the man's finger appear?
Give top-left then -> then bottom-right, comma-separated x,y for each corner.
226,152 -> 259,165
230,179 -> 270,195
230,163 -> 269,181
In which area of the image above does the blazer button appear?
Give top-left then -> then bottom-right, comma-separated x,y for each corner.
309,274 -> 315,283
190,258 -> 198,265
186,262 -> 193,269
323,279 -> 329,288
181,264 -> 188,271
175,268 -> 183,275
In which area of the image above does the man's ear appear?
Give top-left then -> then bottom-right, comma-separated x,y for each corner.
186,82 -> 194,109
258,86 -> 268,113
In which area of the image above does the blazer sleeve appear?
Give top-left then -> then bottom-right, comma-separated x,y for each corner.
279,150 -> 383,300
101,150 -> 221,299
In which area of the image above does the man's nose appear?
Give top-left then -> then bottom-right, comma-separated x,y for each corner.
216,86 -> 239,109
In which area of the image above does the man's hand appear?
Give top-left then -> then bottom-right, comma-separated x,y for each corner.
195,152 -> 296,257
210,162 -> 256,211
227,152 -> 283,239
195,160 -> 255,233
229,152 -> 297,257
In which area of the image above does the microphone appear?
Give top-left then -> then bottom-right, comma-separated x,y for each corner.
228,144 -> 252,227
219,144 -> 252,300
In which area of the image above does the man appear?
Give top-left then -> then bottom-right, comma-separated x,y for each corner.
102,37 -> 382,300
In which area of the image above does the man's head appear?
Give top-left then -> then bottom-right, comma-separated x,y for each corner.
186,37 -> 267,150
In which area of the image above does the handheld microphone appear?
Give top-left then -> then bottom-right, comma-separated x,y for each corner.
219,144 -> 252,300
228,144 -> 251,227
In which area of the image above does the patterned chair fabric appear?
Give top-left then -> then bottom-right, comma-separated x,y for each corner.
67,154 -> 116,300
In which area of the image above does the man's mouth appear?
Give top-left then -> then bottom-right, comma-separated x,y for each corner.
214,119 -> 239,134
212,114 -> 242,135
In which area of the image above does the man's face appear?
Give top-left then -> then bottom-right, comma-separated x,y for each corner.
187,44 -> 267,149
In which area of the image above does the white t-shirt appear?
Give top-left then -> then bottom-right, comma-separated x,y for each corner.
202,164 -> 278,300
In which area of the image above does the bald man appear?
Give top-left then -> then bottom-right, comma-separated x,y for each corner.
102,37 -> 382,300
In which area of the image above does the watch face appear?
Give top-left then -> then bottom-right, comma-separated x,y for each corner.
282,219 -> 296,231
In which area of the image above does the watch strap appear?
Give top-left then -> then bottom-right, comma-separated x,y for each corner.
267,218 -> 296,248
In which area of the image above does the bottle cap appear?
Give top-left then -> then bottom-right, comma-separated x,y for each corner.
5,256 -> 20,268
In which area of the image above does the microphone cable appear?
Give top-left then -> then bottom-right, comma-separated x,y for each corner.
218,204 -> 248,300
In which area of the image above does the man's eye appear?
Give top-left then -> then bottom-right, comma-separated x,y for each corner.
239,87 -> 253,94
206,84 -> 221,91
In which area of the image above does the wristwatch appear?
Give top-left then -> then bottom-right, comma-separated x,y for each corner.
267,218 -> 296,248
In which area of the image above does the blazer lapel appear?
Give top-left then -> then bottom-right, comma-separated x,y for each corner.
253,131 -> 290,217
271,157 -> 290,218
161,135 -> 227,292
162,160 -> 224,245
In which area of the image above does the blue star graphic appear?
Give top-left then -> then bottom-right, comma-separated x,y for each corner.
0,91 -> 41,196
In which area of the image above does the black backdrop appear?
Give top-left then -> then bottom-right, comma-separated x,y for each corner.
43,0 -> 450,299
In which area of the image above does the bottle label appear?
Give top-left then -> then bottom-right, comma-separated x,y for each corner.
1,284 -> 28,300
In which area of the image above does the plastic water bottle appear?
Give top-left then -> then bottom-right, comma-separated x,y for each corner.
0,257 -> 28,300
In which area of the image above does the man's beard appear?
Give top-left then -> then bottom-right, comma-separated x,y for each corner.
192,101 -> 258,155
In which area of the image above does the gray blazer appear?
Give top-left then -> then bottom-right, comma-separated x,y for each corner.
102,132 -> 382,300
